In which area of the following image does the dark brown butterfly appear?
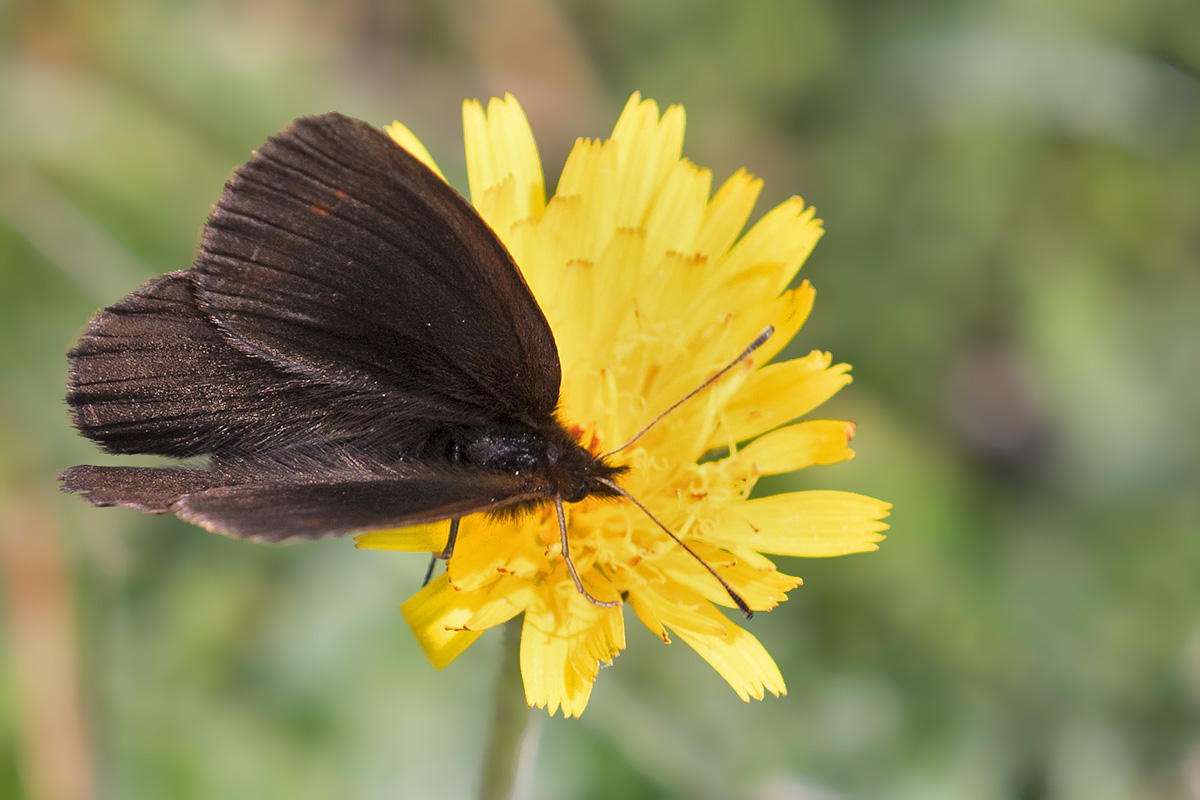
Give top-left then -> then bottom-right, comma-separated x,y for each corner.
61,113 -> 754,614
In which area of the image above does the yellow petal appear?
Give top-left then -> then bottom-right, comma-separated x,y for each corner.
627,580 -> 730,639
726,419 -> 857,477
707,491 -> 891,556
355,522 -> 449,552
520,593 -> 623,718
627,591 -> 670,643
675,624 -> 786,702
609,94 -> 686,228
639,250 -> 709,336
674,280 -> 815,409
550,138 -> 621,263
499,214 -> 541,280
641,159 -> 711,267
401,574 -> 487,670
448,515 -> 547,592
472,174 -> 526,253
710,352 -> 852,445
573,227 -> 647,359
694,168 -> 763,262
568,606 -> 625,699
754,281 -> 816,366
463,582 -> 533,632
463,94 -> 545,220
653,593 -> 786,701
555,257 -> 598,366
385,121 -> 446,181
653,542 -> 801,612
715,196 -> 823,295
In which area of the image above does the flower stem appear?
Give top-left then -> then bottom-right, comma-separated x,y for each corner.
479,616 -> 538,800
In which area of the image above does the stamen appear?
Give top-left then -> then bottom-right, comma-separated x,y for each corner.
596,478 -> 753,619
603,325 -> 774,458
555,496 -> 620,609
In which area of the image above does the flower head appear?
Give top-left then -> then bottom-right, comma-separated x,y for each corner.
357,93 -> 891,717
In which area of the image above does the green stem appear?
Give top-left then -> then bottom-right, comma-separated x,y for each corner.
479,616 -> 539,800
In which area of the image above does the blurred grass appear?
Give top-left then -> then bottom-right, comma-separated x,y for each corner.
2,0 -> 1198,798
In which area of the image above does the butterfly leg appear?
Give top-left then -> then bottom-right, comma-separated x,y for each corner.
422,517 -> 461,586
554,496 -> 620,609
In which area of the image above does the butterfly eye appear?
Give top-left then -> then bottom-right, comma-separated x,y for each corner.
560,479 -> 590,504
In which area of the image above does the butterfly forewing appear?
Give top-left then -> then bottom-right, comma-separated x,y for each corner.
195,113 -> 561,419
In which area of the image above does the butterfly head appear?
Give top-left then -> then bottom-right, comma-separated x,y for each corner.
548,438 -> 629,504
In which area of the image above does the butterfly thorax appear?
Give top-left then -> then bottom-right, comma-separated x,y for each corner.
434,421 -> 628,503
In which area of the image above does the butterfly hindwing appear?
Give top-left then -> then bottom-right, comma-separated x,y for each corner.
66,271 -> 447,458
62,461 -> 549,542
173,469 -> 549,542
60,465 -> 236,512
195,113 -> 562,421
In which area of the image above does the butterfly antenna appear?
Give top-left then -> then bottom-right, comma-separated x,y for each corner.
555,496 -> 620,609
595,478 -> 752,619
603,325 -> 775,458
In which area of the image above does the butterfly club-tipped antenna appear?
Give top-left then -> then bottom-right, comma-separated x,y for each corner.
591,326 -> 776,620
603,325 -> 775,458
595,477 -> 752,618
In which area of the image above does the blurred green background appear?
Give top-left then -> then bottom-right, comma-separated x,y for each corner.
2,1 -> 1198,798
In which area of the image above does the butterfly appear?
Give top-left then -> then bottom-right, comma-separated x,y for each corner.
61,113 -> 755,614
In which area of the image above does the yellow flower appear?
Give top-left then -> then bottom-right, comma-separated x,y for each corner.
357,93 -> 891,717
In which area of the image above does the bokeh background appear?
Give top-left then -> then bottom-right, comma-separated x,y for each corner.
2,1 -> 1198,798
